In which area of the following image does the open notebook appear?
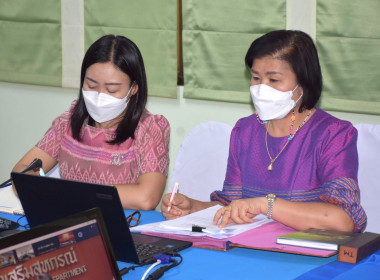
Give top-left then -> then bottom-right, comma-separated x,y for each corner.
11,172 -> 192,264
0,208 -> 122,280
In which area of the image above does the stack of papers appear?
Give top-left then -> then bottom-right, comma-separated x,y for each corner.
0,186 -> 24,215
132,205 -> 338,256
132,205 -> 271,239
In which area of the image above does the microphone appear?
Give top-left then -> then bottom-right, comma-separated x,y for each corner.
0,158 -> 43,188
20,158 -> 43,174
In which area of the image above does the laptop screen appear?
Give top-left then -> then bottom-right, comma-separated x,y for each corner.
11,172 -> 192,264
0,209 -> 121,280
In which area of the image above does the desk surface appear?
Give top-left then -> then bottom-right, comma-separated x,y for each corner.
120,210 -> 336,280
1,211 -> 379,280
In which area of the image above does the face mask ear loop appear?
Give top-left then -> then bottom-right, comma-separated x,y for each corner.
293,85 -> 303,105
126,81 -> 136,101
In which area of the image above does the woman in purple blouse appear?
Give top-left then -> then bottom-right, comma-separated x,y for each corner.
162,30 -> 367,232
12,35 -> 170,210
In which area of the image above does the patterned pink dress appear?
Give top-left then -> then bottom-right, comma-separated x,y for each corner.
37,101 -> 170,185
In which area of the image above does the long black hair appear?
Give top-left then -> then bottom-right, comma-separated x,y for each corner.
70,34 -> 148,145
245,30 -> 322,112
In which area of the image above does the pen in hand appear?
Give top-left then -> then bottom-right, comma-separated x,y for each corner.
167,182 -> 179,212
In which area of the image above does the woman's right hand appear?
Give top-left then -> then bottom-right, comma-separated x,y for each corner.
161,193 -> 193,220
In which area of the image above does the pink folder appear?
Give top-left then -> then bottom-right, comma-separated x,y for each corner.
143,221 -> 337,257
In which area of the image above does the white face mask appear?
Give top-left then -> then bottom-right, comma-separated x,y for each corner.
250,84 -> 301,121
83,82 -> 135,123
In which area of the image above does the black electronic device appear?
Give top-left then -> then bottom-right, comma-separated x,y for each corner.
11,172 -> 192,264
0,158 -> 42,188
0,217 -> 19,232
0,208 -> 122,279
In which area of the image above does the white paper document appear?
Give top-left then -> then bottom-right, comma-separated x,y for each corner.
132,205 -> 272,239
0,186 -> 24,215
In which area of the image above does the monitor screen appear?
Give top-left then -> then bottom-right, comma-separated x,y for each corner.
0,218 -> 120,280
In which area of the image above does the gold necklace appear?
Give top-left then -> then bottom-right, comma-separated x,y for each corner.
265,131 -> 290,171
265,110 -> 312,171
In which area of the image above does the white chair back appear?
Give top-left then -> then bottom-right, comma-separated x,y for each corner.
355,123 -> 380,233
47,164 -> 60,178
169,121 -> 232,201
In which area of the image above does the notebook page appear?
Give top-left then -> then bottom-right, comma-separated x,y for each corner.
132,205 -> 271,239
0,186 -> 24,215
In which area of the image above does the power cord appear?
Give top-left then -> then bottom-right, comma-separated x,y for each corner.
119,252 -> 183,279
145,252 -> 183,280
119,259 -> 156,276
141,259 -> 161,280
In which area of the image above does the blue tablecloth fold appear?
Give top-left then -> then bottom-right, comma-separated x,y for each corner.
296,249 -> 380,280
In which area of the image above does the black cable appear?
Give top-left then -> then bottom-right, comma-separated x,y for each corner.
145,259 -> 177,280
119,259 -> 155,276
146,252 -> 183,280
167,252 -> 183,265
119,265 -> 139,276
119,253 -> 183,279
0,158 -> 42,188
16,215 -> 29,230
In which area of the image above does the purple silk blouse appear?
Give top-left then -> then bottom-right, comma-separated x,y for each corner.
211,108 -> 367,232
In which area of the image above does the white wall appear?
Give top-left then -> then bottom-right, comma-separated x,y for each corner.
2,0 -> 380,192
1,81 -> 380,192
0,82 -> 254,185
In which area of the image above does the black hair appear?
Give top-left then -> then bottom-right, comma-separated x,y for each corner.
245,30 -> 322,111
70,34 -> 148,145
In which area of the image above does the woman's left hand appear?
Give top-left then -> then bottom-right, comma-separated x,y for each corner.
213,197 -> 266,228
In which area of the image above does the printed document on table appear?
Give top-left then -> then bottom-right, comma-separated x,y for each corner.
0,186 -> 24,215
132,205 -> 272,239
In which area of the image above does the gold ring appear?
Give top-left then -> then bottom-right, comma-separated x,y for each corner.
224,206 -> 231,212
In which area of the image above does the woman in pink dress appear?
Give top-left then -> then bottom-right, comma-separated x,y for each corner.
12,35 -> 170,210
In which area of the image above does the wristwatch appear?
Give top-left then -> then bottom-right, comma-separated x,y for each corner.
266,193 -> 276,219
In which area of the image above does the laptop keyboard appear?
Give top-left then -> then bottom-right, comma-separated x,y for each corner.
135,243 -> 168,259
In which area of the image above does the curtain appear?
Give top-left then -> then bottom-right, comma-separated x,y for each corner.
84,0 -> 178,98
2,0 -> 380,115
0,0 -> 177,98
182,0 -> 286,103
316,0 -> 380,115
0,0 -> 61,87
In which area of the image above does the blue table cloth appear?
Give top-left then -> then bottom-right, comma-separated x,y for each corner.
2,210 -> 379,279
